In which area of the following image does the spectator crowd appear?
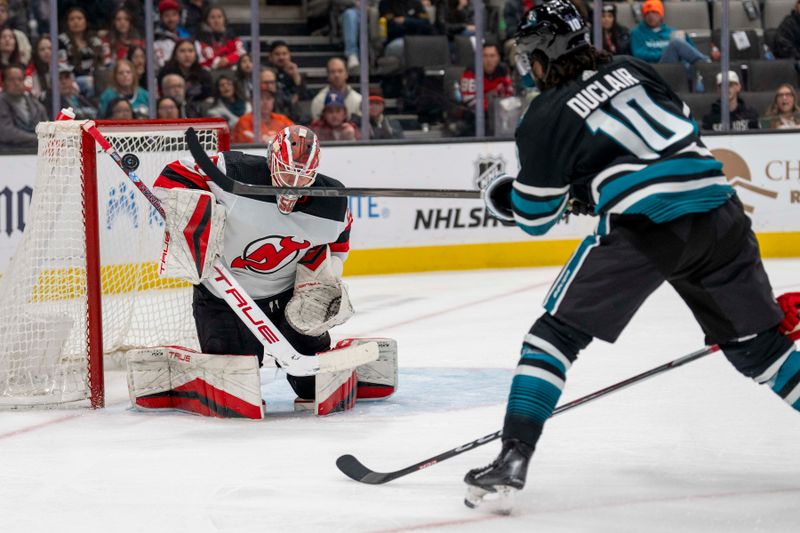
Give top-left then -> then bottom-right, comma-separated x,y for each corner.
0,0 -> 799,150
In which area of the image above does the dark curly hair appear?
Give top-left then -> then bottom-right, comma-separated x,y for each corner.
533,46 -> 613,91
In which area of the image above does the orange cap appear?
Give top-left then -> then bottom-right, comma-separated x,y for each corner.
642,0 -> 664,17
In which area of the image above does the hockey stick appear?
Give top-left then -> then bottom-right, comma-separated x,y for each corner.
229,184 -> 481,199
184,127 -> 481,200
81,121 -> 378,377
336,344 -> 719,484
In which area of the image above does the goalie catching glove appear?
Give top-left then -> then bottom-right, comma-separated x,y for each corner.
159,188 -> 226,283
286,245 -> 354,336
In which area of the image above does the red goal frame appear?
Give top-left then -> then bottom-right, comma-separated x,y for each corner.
79,119 -> 230,408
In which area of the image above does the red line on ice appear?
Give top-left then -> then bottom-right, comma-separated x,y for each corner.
352,280 -> 552,336
0,400 -> 128,441
369,486 -> 800,532
0,413 -> 83,441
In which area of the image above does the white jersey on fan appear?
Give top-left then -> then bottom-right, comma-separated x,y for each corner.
154,150 -> 352,300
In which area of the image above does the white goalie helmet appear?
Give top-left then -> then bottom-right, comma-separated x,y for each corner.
269,125 -> 321,214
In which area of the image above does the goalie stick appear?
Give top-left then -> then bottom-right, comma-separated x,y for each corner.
81,120 -> 378,377
184,127 -> 481,200
336,344 -> 718,484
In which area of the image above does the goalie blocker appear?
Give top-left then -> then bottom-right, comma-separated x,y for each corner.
127,338 -> 397,419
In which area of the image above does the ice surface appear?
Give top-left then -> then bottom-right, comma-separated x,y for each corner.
1,260 -> 798,532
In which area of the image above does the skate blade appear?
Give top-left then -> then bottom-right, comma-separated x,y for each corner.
464,485 -> 516,515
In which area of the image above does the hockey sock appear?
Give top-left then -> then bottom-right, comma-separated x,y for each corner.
503,347 -> 568,447
720,328 -> 800,411
767,349 -> 800,411
502,314 -> 591,447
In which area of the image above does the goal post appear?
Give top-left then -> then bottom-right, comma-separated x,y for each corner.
0,118 -> 230,409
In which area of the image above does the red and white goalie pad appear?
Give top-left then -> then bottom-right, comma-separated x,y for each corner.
343,338 -> 398,400
295,368 -> 358,416
285,245 -> 354,336
126,346 -> 264,419
294,338 -> 397,416
159,188 -> 226,283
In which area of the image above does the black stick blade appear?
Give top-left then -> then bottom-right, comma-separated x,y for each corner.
336,455 -> 394,485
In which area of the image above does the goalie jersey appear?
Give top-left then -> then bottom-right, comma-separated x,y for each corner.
154,151 -> 352,299
512,56 -> 734,236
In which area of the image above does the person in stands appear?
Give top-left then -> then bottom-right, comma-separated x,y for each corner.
456,42 -> 513,135
760,83 -> 800,129
268,40 -> 309,114
154,0 -> 189,68
195,5 -> 246,70
630,0 -> 708,65
98,58 -> 149,118
231,90 -> 294,144
156,96 -> 182,119
367,88 -> 404,139
57,6 -> 103,98
207,74 -> 251,129
774,0 -> 800,60
158,39 -> 213,116
701,70 -> 759,131
52,63 -> 97,120
103,96 -> 135,119
310,57 -> 362,121
310,91 -> 361,141
0,63 -> 48,149
600,3 -> 630,56
101,6 -> 144,64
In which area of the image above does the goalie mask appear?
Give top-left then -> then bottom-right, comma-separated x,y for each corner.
269,125 -> 321,214
514,0 -> 590,84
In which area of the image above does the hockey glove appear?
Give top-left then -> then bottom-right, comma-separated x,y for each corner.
483,173 -> 515,222
286,246 -> 355,337
777,292 -> 800,335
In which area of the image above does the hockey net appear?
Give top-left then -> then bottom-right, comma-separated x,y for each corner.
0,119 -> 230,408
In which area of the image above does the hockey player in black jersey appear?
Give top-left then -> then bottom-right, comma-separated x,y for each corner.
465,0 -> 800,510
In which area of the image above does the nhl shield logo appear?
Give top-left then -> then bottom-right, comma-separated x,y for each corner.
474,155 -> 506,190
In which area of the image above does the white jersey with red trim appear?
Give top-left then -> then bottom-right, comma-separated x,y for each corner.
155,150 -> 352,300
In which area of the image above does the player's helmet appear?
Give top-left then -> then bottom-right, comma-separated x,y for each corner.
269,125 -> 321,214
514,0 -> 590,80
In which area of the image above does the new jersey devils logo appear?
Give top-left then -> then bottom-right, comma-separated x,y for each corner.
231,235 -> 311,274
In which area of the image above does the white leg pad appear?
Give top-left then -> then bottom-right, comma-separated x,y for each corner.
127,346 -> 264,419
336,338 -> 398,401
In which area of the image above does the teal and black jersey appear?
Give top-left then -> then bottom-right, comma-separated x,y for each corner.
512,55 -> 734,236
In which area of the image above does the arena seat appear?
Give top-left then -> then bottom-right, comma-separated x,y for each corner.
678,92 -> 718,125
693,61 -> 748,92
613,2 -> 638,30
453,35 -> 475,69
762,0 -> 796,31
652,63 -> 691,93
746,59 -> 799,91
739,90 -> 778,117
404,35 -> 451,69
666,2 -> 712,37
711,29 -> 763,60
712,1 -> 764,33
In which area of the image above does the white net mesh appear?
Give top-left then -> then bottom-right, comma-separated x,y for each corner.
0,120 -> 225,407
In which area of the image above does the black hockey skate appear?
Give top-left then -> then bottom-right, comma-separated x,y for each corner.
463,439 -> 533,513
